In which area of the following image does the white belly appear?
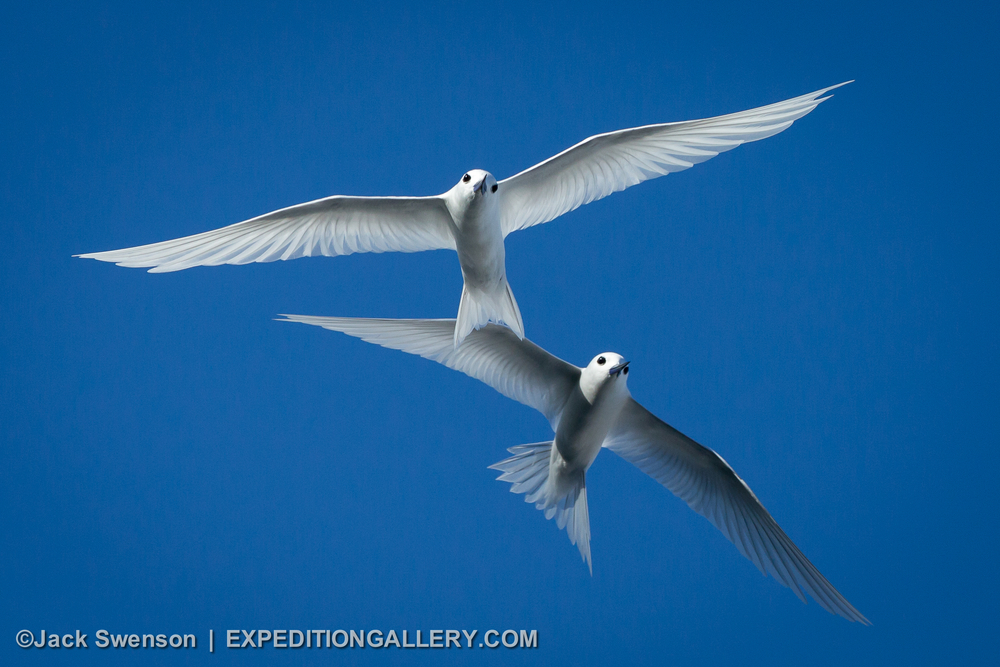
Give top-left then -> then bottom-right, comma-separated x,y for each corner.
553,384 -> 629,474
453,203 -> 505,291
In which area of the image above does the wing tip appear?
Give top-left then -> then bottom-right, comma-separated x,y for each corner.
74,251 -> 163,271
814,80 -> 854,101
832,600 -> 872,626
74,251 -> 112,261
275,314 -> 316,325
790,578 -> 871,625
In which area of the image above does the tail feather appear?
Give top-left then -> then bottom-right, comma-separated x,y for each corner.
453,280 -> 525,348
499,280 -> 525,340
490,442 -> 592,574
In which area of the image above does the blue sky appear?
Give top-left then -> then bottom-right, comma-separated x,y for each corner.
2,1 -> 997,664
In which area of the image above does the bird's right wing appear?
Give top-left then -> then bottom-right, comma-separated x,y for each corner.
603,398 -> 869,624
76,195 -> 456,272
278,316 -> 580,428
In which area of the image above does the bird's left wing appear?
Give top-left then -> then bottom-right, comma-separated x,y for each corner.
603,398 -> 869,624
499,83 -> 848,235
278,316 -> 580,428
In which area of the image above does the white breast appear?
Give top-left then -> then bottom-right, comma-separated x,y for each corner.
553,379 -> 630,472
449,196 -> 505,288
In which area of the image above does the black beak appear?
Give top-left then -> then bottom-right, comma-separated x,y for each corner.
474,178 -> 487,195
608,360 -> 630,377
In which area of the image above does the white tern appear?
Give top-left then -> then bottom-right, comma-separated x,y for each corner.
277,314 -> 869,624
78,83 -> 849,347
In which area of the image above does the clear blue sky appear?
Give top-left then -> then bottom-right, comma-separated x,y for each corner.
3,1 -> 997,664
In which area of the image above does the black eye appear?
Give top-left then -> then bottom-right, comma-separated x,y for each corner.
597,356 -> 606,365
491,184 -> 498,193
623,366 -> 629,375
462,174 -> 471,183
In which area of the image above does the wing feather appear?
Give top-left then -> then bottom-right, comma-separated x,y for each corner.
277,316 -> 580,428
500,83 -> 850,235
77,196 -> 456,272
604,398 -> 869,624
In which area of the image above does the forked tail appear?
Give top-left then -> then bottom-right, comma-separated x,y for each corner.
489,442 -> 592,574
454,280 -> 525,348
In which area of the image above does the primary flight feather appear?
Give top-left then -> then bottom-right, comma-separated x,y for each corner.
278,314 -> 869,624
77,83 -> 850,346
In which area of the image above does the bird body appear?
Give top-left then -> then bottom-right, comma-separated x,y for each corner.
77,84 -> 850,346
554,355 -> 631,473
277,315 -> 869,624
512,354 -> 633,573
442,170 -> 524,346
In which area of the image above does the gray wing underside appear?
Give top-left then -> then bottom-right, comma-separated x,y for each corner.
277,316 -> 580,428
499,83 -> 849,235
604,398 -> 869,624
76,196 -> 456,272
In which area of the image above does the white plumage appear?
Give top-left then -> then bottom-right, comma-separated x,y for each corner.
278,315 -> 870,625
78,83 -> 849,346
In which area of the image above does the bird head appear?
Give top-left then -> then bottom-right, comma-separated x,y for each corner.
580,352 -> 630,402
457,169 -> 498,201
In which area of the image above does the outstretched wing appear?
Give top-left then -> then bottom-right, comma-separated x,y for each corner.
278,316 -> 580,428
77,196 -> 455,272
499,83 -> 849,235
604,398 -> 869,624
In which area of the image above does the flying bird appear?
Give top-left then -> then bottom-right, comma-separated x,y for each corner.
78,83 -> 850,347
277,314 -> 869,624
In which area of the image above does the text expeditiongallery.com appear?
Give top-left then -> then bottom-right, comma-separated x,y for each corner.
16,627 -> 539,651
